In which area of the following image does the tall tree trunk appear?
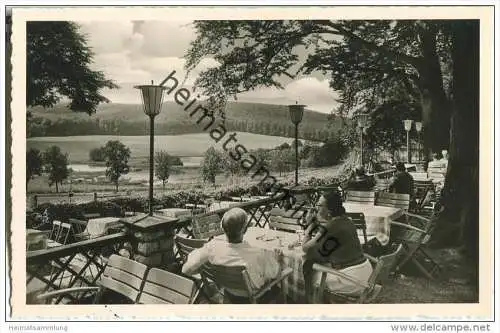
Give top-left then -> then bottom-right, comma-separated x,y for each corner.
418,27 -> 452,159
115,181 -> 119,192
55,181 -> 59,193
438,20 -> 479,286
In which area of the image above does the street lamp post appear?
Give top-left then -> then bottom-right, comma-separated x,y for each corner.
403,119 -> 414,163
288,103 -> 305,186
135,81 -> 166,216
356,113 -> 370,167
415,121 -> 423,162
117,80 -> 181,270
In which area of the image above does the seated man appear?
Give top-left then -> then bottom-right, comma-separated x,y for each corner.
346,165 -> 376,191
389,162 -> 415,196
182,207 -> 281,303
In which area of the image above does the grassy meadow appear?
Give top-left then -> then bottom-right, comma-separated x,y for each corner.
27,132 -> 299,164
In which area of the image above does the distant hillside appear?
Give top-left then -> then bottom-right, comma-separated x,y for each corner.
28,101 -> 348,140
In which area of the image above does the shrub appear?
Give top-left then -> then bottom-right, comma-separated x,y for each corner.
89,147 -> 106,162
308,136 -> 349,167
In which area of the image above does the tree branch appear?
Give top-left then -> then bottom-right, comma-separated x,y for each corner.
315,21 -> 424,68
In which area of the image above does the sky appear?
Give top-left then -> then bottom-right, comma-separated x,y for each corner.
78,20 -> 339,114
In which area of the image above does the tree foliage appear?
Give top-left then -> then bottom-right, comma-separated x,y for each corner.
185,20 -> 453,153
102,140 -> 131,192
364,100 -> 421,157
200,147 -> 224,185
26,148 -> 43,188
268,148 -> 296,176
89,147 -> 106,162
27,21 -> 118,114
155,151 -> 173,188
42,145 -> 70,192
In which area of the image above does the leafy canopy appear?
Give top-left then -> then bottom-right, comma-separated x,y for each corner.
185,20 -> 454,152
27,21 -> 118,114
103,140 -> 131,187
155,151 -> 173,186
26,148 -> 43,183
42,145 -> 70,190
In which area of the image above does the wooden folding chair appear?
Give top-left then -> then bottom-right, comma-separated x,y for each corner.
312,244 -> 403,304
375,192 -> 411,211
49,220 -> 61,242
49,221 -> 72,245
345,191 -> 376,205
68,218 -> 87,235
200,263 -> 293,304
268,207 -> 306,233
37,254 -> 148,304
191,214 -> 224,240
138,268 -> 198,304
346,212 -> 368,244
173,235 -> 211,301
413,180 -> 437,215
389,212 -> 440,280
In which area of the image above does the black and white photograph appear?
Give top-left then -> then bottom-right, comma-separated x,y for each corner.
4,4 -> 496,324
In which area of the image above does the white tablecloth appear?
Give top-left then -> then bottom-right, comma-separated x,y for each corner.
86,217 -> 122,237
157,208 -> 192,218
343,202 -> 403,245
208,201 -> 241,212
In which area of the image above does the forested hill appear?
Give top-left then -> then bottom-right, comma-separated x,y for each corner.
28,101 -> 347,141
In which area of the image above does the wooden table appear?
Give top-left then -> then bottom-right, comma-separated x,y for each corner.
86,217 -> 122,238
343,202 -> 403,245
213,227 -> 307,303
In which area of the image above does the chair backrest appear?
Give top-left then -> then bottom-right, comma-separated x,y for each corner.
346,212 -> 367,243
368,244 -> 404,285
68,218 -> 87,234
200,263 -> 254,301
268,215 -> 304,233
345,191 -> 376,204
50,221 -> 72,244
414,180 -> 435,202
191,214 -> 224,239
49,220 -> 61,241
138,268 -> 197,304
376,192 -> 410,210
174,235 -> 207,261
99,254 -> 148,303
58,222 -> 72,244
427,165 -> 447,182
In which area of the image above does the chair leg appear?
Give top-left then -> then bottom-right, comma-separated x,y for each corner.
411,257 -> 436,280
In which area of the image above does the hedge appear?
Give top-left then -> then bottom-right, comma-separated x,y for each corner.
32,174 -> 344,224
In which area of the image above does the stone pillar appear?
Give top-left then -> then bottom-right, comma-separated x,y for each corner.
119,213 -> 180,270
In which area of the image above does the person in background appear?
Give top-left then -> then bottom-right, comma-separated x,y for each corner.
182,207 -> 281,303
301,191 -> 373,303
389,162 -> 415,197
440,150 -> 449,168
346,165 -> 376,191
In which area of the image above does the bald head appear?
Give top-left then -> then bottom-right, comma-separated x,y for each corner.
221,208 -> 249,243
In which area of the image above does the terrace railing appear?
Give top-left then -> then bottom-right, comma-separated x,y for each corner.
26,232 -> 131,304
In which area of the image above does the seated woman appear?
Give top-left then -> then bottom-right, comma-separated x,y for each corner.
302,191 -> 373,302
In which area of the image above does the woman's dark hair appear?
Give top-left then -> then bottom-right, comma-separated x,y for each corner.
395,162 -> 406,172
322,190 -> 346,217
